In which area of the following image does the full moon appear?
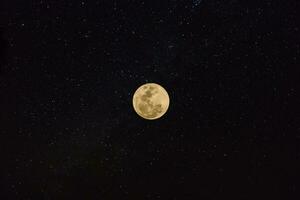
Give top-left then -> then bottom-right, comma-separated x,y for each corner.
132,83 -> 170,120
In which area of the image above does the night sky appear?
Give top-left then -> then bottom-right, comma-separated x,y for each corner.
1,0 -> 299,199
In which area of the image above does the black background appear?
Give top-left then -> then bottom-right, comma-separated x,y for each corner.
1,0 -> 299,199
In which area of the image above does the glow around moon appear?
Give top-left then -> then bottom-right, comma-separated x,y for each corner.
132,83 -> 170,120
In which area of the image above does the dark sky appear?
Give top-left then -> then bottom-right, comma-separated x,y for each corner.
1,0 -> 299,199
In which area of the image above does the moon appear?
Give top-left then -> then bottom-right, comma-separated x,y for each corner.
132,83 -> 170,120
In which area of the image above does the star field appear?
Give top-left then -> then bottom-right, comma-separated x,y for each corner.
1,0 -> 299,199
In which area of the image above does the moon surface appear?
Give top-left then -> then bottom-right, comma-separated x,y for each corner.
133,83 -> 170,120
